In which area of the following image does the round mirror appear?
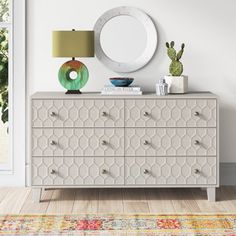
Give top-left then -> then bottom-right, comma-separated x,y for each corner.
100,15 -> 147,63
94,7 -> 158,73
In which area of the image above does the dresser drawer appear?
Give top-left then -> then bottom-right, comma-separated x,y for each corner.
125,128 -> 216,156
125,156 -> 217,185
32,157 -> 124,186
125,99 -> 216,127
32,99 -> 124,128
32,128 -> 124,157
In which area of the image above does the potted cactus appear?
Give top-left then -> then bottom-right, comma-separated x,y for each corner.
165,41 -> 188,93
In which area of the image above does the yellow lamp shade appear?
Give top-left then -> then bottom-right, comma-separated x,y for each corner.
52,30 -> 94,57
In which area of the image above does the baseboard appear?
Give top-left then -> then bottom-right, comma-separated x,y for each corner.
220,163 -> 236,186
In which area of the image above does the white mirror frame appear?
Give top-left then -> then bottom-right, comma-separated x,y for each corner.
94,6 -> 158,73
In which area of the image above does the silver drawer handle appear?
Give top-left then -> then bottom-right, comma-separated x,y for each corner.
194,140 -> 200,145
50,169 -> 56,175
143,169 -> 149,174
143,140 -> 150,145
101,111 -> 108,117
194,169 -> 200,174
143,112 -> 150,117
50,112 -> 57,117
194,111 -> 200,116
50,141 -> 57,146
102,140 -> 108,145
102,169 -> 108,175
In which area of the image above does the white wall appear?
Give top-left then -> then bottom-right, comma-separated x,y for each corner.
27,0 -> 236,163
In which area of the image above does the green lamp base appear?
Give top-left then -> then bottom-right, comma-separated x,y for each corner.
65,90 -> 82,95
58,59 -> 89,94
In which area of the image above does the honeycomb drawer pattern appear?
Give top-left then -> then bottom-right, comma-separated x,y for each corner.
31,93 -> 218,191
32,99 -> 124,128
125,99 -> 216,127
32,128 -> 124,157
32,157 -> 124,186
125,128 -> 216,156
125,156 -> 217,185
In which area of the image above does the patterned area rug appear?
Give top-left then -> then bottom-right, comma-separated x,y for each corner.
0,214 -> 236,235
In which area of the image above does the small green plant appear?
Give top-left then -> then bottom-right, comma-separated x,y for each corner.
166,41 -> 185,76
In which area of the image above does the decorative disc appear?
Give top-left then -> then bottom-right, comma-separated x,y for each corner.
58,60 -> 89,91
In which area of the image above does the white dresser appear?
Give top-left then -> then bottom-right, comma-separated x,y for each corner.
30,92 -> 219,202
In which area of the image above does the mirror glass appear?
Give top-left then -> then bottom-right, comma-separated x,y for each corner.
100,15 -> 147,63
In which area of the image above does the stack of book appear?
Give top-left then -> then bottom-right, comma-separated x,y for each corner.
101,86 -> 142,95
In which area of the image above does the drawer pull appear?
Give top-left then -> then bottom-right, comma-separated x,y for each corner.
194,111 -> 200,116
194,140 -> 200,145
102,169 -> 108,174
194,169 -> 200,174
102,140 -> 108,145
143,112 -> 150,117
143,169 -> 149,174
50,169 -> 56,175
50,141 -> 57,146
101,111 -> 108,117
50,112 -> 57,117
143,140 -> 150,145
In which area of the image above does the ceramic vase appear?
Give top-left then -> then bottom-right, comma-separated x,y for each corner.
164,75 -> 188,94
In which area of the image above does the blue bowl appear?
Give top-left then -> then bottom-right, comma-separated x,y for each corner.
109,78 -> 134,87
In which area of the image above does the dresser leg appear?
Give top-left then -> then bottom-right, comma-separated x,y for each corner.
32,188 -> 42,203
207,187 -> 216,202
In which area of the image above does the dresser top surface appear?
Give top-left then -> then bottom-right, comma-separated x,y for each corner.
31,91 -> 218,99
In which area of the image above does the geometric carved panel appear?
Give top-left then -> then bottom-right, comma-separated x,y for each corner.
125,99 -> 217,127
32,99 -> 124,128
125,128 -> 216,156
125,156 -> 217,185
32,128 -> 124,157
32,157 -> 124,186
31,94 -> 219,190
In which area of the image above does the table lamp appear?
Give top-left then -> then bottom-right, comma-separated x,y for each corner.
52,30 -> 94,94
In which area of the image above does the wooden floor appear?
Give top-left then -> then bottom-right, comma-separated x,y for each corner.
0,187 -> 236,214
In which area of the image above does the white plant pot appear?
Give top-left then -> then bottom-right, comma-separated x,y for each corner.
165,75 -> 188,94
